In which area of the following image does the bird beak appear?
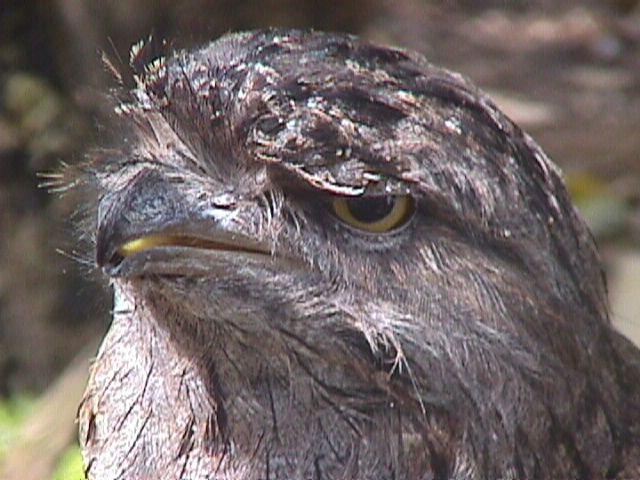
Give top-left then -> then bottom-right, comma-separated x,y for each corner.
95,167 -> 271,278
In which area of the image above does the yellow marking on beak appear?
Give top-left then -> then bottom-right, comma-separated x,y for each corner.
116,234 -> 267,258
117,235 -> 197,257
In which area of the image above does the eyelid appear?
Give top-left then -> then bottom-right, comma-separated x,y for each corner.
332,195 -> 415,233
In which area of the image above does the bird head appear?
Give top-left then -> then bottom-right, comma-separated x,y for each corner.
77,30 -> 639,480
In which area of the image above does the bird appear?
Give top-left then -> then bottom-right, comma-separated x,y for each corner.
74,29 -> 640,479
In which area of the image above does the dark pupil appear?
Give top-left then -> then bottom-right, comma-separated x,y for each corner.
346,197 -> 395,223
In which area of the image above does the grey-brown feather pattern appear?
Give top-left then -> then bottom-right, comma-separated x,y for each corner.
77,30 -> 640,479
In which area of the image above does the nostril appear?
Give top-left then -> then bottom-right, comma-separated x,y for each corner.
210,192 -> 236,209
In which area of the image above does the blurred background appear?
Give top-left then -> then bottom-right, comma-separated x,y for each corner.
1,0 -> 639,478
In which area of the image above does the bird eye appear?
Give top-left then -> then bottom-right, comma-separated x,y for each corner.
331,195 -> 415,233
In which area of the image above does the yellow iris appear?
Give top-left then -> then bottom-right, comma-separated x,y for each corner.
332,195 -> 414,233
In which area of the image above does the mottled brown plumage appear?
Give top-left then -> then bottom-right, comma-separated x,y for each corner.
77,30 -> 640,479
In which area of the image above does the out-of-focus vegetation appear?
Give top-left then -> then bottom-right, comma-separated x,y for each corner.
0,395 -> 83,479
51,444 -> 84,480
0,395 -> 35,459
567,172 -> 633,240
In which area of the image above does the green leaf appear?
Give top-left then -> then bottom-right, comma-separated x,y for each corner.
51,444 -> 85,480
0,394 -> 36,461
